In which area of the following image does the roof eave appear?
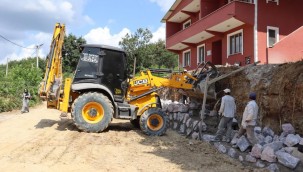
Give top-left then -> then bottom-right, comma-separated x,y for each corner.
160,0 -> 182,23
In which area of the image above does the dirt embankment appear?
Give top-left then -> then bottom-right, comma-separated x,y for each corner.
214,61 -> 303,134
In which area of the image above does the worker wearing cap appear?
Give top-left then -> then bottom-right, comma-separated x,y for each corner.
237,92 -> 259,145
213,88 -> 236,142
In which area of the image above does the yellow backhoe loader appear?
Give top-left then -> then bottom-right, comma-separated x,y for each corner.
39,23 -> 257,136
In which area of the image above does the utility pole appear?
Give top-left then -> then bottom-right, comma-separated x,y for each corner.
5,57 -> 9,77
36,44 -> 43,68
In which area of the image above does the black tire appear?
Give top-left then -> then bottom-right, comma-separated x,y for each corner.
130,119 -> 140,128
71,92 -> 113,133
139,108 -> 168,136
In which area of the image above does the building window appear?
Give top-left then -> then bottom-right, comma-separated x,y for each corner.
227,29 -> 243,56
197,44 -> 205,64
183,50 -> 191,67
267,26 -> 279,47
183,20 -> 191,29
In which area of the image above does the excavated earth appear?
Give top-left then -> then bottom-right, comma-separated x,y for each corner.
217,61 -> 303,135
161,61 -> 303,135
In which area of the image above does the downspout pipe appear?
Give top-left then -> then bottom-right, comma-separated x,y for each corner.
254,0 -> 259,63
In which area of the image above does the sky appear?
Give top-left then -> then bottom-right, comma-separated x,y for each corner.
0,0 -> 175,64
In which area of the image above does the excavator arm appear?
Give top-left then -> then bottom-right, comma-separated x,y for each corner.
39,23 -> 66,109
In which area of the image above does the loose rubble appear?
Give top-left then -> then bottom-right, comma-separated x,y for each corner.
163,101 -> 303,171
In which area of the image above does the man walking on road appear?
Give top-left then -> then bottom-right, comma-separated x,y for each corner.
213,88 -> 236,142
21,89 -> 31,114
235,92 -> 259,146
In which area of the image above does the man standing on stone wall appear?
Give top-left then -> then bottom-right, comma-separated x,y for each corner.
236,92 -> 259,146
213,88 -> 236,142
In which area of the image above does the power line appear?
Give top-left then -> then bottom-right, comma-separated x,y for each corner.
0,34 -> 36,49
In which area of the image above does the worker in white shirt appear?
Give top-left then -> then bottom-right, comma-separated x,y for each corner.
213,88 -> 236,142
237,92 -> 259,145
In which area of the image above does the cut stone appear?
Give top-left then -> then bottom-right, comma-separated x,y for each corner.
173,104 -> 180,113
179,124 -> 186,134
186,118 -> 192,128
263,141 -> 283,152
250,144 -> 263,158
275,151 -> 300,169
167,104 -> 174,113
245,154 -> 257,163
255,160 -> 265,168
281,147 -> 295,154
198,121 -> 207,132
236,136 -> 250,152
261,146 -> 277,163
256,134 -> 265,145
202,134 -> 215,142
284,134 -> 301,147
178,104 -> 189,113
173,122 -> 179,130
182,113 -> 190,123
266,163 -> 279,172
262,127 -> 275,137
264,136 -> 273,144
214,142 -> 227,154
191,132 -> 199,140
228,148 -> 238,158
254,126 -> 262,134
239,155 -> 244,162
192,120 -> 199,131
281,123 -> 295,135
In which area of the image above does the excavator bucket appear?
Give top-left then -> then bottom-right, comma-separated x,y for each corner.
181,61 -> 218,100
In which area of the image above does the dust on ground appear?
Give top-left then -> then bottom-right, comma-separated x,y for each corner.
0,103 -> 252,172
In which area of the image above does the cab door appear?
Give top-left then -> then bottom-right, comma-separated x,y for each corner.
101,49 -> 127,102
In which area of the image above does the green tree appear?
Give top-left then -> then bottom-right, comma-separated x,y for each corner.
0,58 -> 45,112
62,34 -> 86,73
119,28 -> 152,74
148,40 -> 178,69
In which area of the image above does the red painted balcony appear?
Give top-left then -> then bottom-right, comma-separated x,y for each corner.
166,1 -> 254,51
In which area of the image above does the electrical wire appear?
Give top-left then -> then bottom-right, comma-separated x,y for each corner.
0,34 -> 36,49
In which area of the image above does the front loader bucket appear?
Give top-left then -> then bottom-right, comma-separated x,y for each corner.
180,61 -> 218,100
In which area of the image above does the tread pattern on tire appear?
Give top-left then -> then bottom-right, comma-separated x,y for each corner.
139,108 -> 168,136
71,92 -> 113,133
